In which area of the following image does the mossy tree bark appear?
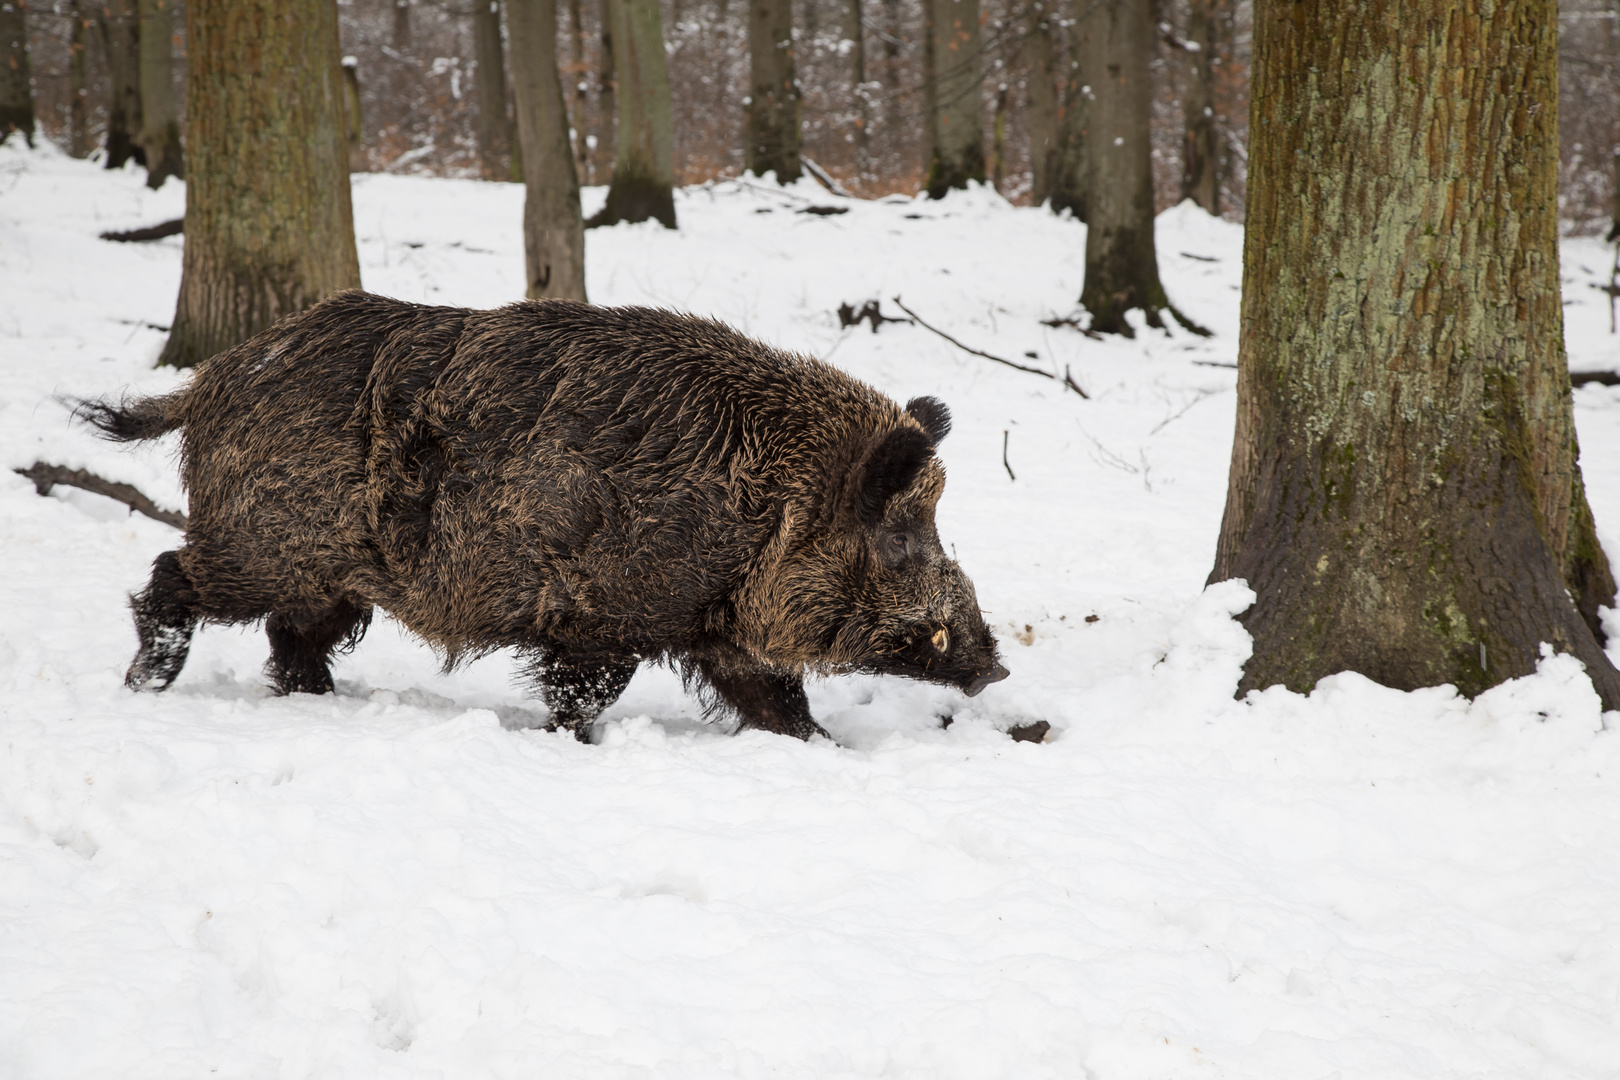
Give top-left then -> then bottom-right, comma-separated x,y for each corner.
137,0 -> 184,189
745,0 -> 800,181
924,0 -> 984,198
508,0 -> 587,300
100,0 -> 145,169
593,0 -> 674,228
473,0 -> 514,181
159,0 -> 360,369
1020,0 -> 1058,207
1077,0 -> 1183,335
0,0 -> 33,145
1209,0 -> 1620,708
1179,0 -> 1217,214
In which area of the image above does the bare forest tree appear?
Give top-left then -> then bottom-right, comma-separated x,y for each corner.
594,0 -> 675,225
1211,0 -> 1620,707
472,0 -> 514,180
136,0 -> 182,186
1178,0 -> 1216,212
99,0 -> 143,168
508,0 -> 588,297
1,0 -> 33,143
160,0 -> 360,368
746,0 -> 800,180
924,0 -> 982,195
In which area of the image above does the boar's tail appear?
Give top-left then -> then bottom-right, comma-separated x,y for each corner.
73,391 -> 187,443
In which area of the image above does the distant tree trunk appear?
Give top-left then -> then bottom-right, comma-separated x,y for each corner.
473,0 -> 514,181
746,0 -> 800,181
593,0 -> 674,227
879,0 -> 899,95
566,0 -> 588,181
1021,0 -> 1058,206
596,0 -> 616,181
925,0 -> 984,197
508,0 -> 587,299
1077,0 -> 1181,334
69,4 -> 91,157
989,82 -> 1007,192
0,0 -> 33,145
1180,0 -> 1217,213
160,0 -> 361,369
137,0 -> 184,188
392,0 -> 411,48
1048,2 -> 1085,219
845,0 -> 868,174
1209,0 -> 1620,708
341,56 -> 366,171
101,0 -> 145,168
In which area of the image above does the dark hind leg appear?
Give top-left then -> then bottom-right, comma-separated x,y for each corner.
695,659 -> 829,741
522,647 -> 638,741
265,601 -> 372,695
125,550 -> 201,691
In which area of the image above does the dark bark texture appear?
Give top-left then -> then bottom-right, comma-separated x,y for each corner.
508,0 -> 588,300
100,0 -> 145,168
1210,0 -> 1620,709
137,0 -> 184,188
924,0 -> 984,197
473,0 -> 514,181
159,0 -> 361,369
745,0 -> 800,181
0,0 -> 33,145
594,0 -> 675,228
1077,0 -> 1173,334
1021,0 -> 1058,206
1180,0 -> 1218,213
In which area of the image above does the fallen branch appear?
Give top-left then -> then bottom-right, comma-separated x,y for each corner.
1193,360 -> 1237,369
14,461 -> 187,529
838,298 -> 912,332
801,157 -> 854,198
1572,370 -> 1620,387
100,218 -> 184,243
892,296 -> 1090,399
1040,314 -> 1104,340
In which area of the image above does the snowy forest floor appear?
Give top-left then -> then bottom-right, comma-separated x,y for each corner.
4,137 -> 1620,1079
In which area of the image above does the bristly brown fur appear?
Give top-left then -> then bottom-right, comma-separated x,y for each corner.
89,291 -> 1007,739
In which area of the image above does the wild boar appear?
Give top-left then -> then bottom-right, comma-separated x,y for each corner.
81,290 -> 1007,740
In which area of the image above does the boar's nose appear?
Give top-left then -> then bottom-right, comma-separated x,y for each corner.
963,662 -> 1010,697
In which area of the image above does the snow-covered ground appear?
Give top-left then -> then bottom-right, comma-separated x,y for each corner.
5,136 -> 1620,1079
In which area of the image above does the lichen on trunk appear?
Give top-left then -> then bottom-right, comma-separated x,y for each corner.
1209,0 -> 1620,709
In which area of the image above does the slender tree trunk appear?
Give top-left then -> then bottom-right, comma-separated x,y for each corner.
596,0 -> 615,181
1179,0 -> 1217,213
593,0 -> 674,227
392,0 -> 411,48
1077,0 -> 1179,334
70,4 -> 91,157
925,0 -> 983,197
341,56 -> 366,171
0,0 -> 33,145
1209,0 -> 1620,708
508,0 -> 587,299
101,0 -> 145,168
473,0 -> 514,181
566,0 -> 588,181
746,0 -> 800,181
137,0 -> 183,188
1021,0 -> 1058,206
160,0 -> 361,369
1048,0 -> 1085,219
990,82 -> 1006,192
845,0 -> 868,174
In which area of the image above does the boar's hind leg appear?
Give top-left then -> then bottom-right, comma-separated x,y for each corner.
525,649 -> 639,741
697,662 -> 830,741
265,601 -> 372,696
125,550 -> 201,691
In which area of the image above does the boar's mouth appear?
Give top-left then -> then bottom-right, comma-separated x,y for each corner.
961,662 -> 1010,697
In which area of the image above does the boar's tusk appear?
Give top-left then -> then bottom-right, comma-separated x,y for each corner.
931,626 -> 950,652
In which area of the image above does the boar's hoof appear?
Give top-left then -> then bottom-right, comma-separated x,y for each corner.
963,663 -> 1010,697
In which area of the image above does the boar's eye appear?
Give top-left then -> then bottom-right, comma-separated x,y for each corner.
882,530 -> 910,568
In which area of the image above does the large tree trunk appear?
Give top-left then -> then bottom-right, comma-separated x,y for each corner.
924,0 -> 984,197
508,0 -> 587,300
0,0 -> 33,145
1021,0 -> 1058,207
1209,0 -> 1620,708
70,4 -> 91,157
473,0 -> 514,181
1179,0 -> 1217,214
100,0 -> 145,169
1077,0 -> 1177,334
159,0 -> 361,369
137,0 -> 184,189
745,0 -> 800,181
593,0 -> 674,228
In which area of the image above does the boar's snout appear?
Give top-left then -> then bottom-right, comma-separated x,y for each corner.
962,662 -> 1010,697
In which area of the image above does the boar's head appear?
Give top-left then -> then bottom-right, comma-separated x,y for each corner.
796,396 -> 1008,697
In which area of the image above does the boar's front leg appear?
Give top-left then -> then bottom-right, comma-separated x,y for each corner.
265,600 -> 373,696
524,647 -> 639,741
696,660 -> 829,741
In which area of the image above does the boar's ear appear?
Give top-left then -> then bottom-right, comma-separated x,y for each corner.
905,396 -> 951,445
855,427 -> 934,525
